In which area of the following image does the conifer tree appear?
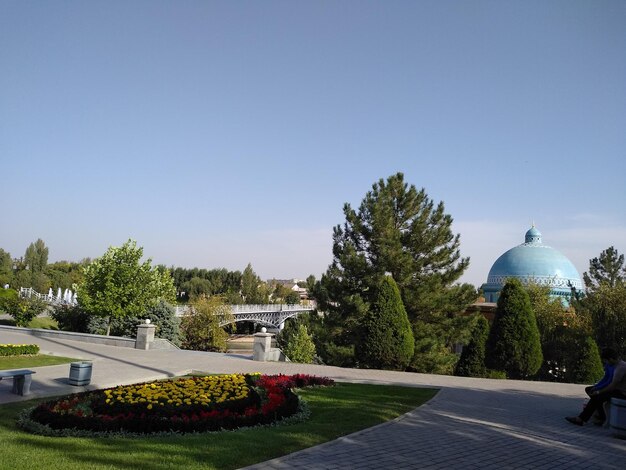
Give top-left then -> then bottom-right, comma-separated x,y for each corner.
485,279 -> 543,379
566,335 -> 604,384
355,276 -> 414,370
320,173 -> 476,371
454,315 -> 489,377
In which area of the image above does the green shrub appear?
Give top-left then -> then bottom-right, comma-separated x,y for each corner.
485,279 -> 543,379
484,369 -> 507,379
180,296 -> 232,352
1,296 -> 47,327
0,344 -> 40,356
454,315 -> 489,377
50,305 -> 93,333
566,335 -> 604,384
51,301 -> 180,345
283,324 -> 316,363
356,276 -> 414,370
0,288 -> 18,307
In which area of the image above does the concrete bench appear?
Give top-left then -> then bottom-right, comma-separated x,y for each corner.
0,369 -> 36,396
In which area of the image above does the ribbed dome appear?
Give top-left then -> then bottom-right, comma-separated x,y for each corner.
482,226 -> 583,303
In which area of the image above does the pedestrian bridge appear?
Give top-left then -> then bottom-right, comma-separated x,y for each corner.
175,303 -> 315,329
20,288 -> 314,330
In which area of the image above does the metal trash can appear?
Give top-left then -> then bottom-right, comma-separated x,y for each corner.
609,398 -> 626,439
69,361 -> 92,386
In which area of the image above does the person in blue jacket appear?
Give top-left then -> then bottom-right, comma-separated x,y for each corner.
584,359 -> 615,424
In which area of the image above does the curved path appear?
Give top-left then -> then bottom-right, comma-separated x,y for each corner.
0,328 -> 623,469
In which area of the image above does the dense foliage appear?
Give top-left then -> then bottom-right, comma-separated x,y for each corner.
77,240 -> 176,335
180,296 -> 233,352
525,282 -> 602,383
319,173 -> 476,371
572,247 -> 626,358
454,315 -> 489,377
85,301 -> 181,345
0,293 -> 47,327
283,324 -> 317,364
355,276 -> 414,370
485,279 -> 543,379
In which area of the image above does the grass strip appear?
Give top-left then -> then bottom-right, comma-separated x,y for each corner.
0,317 -> 59,329
0,354 -> 80,369
0,383 -> 437,470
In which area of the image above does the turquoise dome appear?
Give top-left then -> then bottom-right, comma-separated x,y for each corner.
482,226 -> 583,303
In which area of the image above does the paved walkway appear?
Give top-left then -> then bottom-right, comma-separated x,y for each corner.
0,328 -> 624,469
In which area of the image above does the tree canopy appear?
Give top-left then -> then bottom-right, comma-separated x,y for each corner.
24,238 -> 48,273
319,173 -> 476,371
77,240 -> 176,335
583,246 -> 625,289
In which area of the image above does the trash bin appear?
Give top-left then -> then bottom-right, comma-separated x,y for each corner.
69,361 -> 92,386
609,398 -> 626,439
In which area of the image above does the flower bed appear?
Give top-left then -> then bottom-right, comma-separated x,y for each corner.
0,344 -> 40,356
22,373 -> 334,435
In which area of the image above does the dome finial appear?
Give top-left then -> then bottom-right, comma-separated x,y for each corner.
525,224 -> 542,244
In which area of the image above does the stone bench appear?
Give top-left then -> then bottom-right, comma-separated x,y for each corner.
0,369 -> 36,396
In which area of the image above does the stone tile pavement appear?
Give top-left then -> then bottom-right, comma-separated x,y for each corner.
1,328 -> 624,469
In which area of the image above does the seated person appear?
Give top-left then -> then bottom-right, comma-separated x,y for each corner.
566,348 -> 626,426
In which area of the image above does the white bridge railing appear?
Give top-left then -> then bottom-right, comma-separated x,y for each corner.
19,287 -> 78,305
176,302 -> 316,329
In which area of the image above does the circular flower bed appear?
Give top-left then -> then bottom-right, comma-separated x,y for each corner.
21,373 -> 333,436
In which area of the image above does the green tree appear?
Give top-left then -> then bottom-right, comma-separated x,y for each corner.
577,281 -> 626,358
583,246 -> 625,289
574,247 -> 626,358
321,173 -> 476,371
283,324 -> 317,363
0,248 -> 13,287
355,276 -> 415,370
77,240 -> 176,335
180,296 -> 233,352
284,290 -> 301,305
183,277 -> 213,300
485,279 -> 543,379
1,295 -> 47,327
241,263 -> 268,304
454,315 -> 489,377
566,334 -> 604,384
24,239 -> 49,273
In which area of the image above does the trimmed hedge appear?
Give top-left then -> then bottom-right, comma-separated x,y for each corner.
0,344 -> 40,356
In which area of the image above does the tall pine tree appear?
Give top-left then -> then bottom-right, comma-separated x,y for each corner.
320,173 -> 476,371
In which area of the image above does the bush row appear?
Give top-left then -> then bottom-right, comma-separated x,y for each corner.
0,344 -> 40,356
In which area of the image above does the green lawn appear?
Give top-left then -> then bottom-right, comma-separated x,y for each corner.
0,354 -> 79,370
0,383 -> 437,470
0,317 -> 59,330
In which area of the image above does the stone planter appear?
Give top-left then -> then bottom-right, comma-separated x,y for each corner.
609,397 -> 626,439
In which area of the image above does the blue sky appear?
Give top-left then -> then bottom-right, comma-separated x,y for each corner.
1,1 -> 625,288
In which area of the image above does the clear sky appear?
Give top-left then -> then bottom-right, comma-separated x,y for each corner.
1,1 -> 625,288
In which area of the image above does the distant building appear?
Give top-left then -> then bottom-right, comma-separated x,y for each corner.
481,225 -> 583,304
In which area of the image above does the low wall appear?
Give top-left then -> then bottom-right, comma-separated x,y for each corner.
0,325 -> 178,350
